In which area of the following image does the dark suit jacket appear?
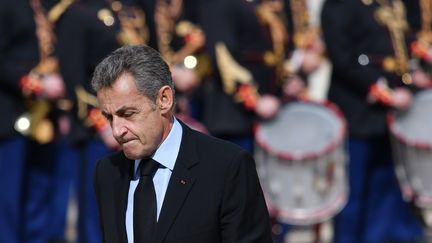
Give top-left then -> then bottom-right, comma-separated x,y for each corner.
93,122 -> 272,243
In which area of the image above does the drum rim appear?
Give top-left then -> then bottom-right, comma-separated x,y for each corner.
399,182 -> 432,208
255,100 -> 347,161
387,114 -> 432,150
387,89 -> 432,150
266,189 -> 348,225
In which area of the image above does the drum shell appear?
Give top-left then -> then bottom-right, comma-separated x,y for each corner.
255,101 -> 348,225
390,136 -> 432,208
389,89 -> 432,208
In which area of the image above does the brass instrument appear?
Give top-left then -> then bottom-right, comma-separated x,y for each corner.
15,97 -> 54,145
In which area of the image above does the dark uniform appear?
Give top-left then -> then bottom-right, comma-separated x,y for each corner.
321,0 -> 423,242
0,0 -> 69,242
403,0 -> 421,30
195,0 -> 279,151
0,1 -> 37,242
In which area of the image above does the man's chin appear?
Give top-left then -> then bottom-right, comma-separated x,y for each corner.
122,147 -> 149,160
121,143 -> 154,160
122,147 -> 140,160
123,153 -> 137,160
122,150 -> 139,160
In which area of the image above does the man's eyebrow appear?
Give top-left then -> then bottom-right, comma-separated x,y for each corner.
101,110 -> 111,118
100,106 -> 137,118
115,106 -> 138,115
115,106 -> 127,114
114,105 -> 138,115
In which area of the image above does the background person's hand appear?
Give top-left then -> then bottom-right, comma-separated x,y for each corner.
41,73 -> 65,99
283,75 -> 306,99
390,87 -> 412,110
171,65 -> 200,93
255,94 -> 281,120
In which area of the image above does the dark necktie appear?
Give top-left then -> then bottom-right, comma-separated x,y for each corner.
134,158 -> 158,243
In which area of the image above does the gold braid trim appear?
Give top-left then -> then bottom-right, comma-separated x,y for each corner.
419,0 -> 432,43
48,0 -> 74,23
375,0 -> 411,83
256,2 -> 287,62
421,0 -> 432,34
117,7 -> 149,45
215,42 -> 253,95
30,0 -> 58,74
75,85 -> 99,121
155,0 -> 210,78
290,0 -> 310,48
155,0 -> 184,63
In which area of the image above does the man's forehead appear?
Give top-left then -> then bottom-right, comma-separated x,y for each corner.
98,90 -> 151,111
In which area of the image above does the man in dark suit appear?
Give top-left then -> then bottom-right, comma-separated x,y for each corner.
91,44 -> 272,243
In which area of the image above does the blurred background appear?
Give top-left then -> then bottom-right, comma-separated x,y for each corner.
1,0 -> 432,242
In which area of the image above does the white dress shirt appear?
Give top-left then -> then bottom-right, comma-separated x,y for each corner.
125,118 -> 182,243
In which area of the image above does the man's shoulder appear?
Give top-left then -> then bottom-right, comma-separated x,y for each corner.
94,151 -> 132,176
185,125 -> 248,160
188,126 -> 242,150
97,150 -> 127,164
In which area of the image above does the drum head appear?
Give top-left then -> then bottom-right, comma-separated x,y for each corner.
391,90 -> 432,148
255,101 -> 347,225
256,102 -> 345,161
389,90 -> 432,207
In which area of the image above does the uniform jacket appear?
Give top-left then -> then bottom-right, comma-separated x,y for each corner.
196,0 -> 277,137
321,0 -> 414,138
0,0 -> 39,138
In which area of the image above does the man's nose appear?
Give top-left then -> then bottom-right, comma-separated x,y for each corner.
111,117 -> 127,138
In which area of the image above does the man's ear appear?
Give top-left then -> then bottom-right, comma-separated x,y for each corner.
156,85 -> 174,114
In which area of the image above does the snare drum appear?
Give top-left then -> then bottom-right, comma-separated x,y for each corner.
255,101 -> 348,225
388,89 -> 432,208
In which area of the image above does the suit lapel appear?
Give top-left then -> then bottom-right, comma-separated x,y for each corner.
156,123 -> 198,242
113,154 -> 134,243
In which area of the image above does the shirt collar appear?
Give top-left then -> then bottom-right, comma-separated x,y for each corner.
134,118 -> 183,175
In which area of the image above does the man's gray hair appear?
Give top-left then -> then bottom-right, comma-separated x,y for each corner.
91,44 -> 174,103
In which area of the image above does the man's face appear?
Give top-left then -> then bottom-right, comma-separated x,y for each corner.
97,73 -> 164,160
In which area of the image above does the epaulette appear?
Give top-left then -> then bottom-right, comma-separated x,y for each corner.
48,0 -> 74,23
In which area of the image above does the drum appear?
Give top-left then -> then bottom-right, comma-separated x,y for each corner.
255,101 -> 348,225
388,89 -> 432,208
